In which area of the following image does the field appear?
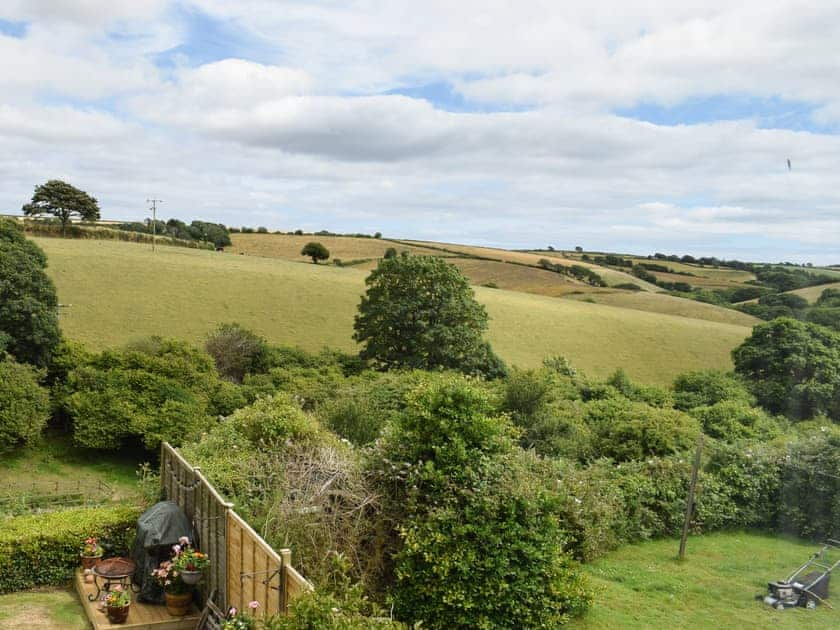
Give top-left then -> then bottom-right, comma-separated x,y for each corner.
230,233 -> 449,262
38,238 -> 753,385
403,241 -> 663,291
574,532 -> 838,629
563,291 -> 761,326
787,281 -> 840,303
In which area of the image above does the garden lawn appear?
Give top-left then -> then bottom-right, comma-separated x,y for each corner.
574,531 -> 838,629
39,237 -> 752,385
0,588 -> 87,629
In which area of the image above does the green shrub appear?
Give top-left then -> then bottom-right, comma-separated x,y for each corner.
584,398 -> 700,462
210,380 -> 249,416
205,323 -> 270,382
0,359 -> 50,453
228,393 -> 324,446
605,369 -> 673,407
0,504 -> 140,593
688,400 -> 783,442
264,589 -> 404,629
61,337 -> 220,450
672,370 -> 754,411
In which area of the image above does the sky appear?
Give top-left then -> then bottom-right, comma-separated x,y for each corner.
1,1 -> 839,264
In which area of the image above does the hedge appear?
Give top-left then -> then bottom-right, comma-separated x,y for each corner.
0,504 -> 141,593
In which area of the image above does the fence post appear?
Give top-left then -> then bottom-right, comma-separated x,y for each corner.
678,435 -> 704,560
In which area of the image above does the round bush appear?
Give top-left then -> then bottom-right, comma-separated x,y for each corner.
0,359 -> 50,453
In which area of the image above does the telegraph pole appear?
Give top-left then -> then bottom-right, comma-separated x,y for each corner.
146,198 -> 162,251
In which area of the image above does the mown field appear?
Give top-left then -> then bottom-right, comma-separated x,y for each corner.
574,532 -> 838,629
788,281 -> 840,303
563,291 -> 761,326
38,238 -> 753,384
230,233 -> 450,261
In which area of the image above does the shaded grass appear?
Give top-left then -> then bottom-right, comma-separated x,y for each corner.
0,588 -> 87,629
0,433 -> 142,502
574,531 -> 838,629
39,238 -> 752,385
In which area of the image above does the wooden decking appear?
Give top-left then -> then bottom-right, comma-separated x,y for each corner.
74,570 -> 201,630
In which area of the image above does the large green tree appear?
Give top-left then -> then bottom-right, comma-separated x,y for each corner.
732,318 -> 840,421
353,255 -> 506,377
300,241 -> 330,264
22,180 -> 100,236
0,219 -> 60,366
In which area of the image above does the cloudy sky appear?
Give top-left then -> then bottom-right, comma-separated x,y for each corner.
2,1 -> 839,263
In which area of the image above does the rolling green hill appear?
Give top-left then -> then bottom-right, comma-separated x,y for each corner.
38,238 -> 753,385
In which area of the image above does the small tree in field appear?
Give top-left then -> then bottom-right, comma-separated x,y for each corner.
301,241 -> 330,264
22,180 -> 100,236
353,255 -> 506,377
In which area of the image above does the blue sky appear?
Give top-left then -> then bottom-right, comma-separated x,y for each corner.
1,1 -> 839,263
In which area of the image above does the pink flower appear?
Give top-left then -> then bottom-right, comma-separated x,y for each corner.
248,601 -> 260,609
228,607 -> 238,616
172,544 -> 182,553
114,585 -> 123,592
179,536 -> 190,546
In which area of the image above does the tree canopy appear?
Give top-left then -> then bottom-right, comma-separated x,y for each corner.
732,317 -> 840,421
0,219 -> 60,366
301,241 -> 330,264
353,255 -> 506,377
22,180 -> 100,235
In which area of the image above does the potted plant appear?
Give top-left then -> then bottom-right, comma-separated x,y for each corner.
222,601 -> 260,629
152,559 -> 192,616
81,537 -> 104,569
171,536 -> 209,585
104,585 -> 131,624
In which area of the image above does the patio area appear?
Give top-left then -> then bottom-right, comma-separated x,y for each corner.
73,570 -> 201,630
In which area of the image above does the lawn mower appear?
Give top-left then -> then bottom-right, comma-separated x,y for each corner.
762,539 -> 840,610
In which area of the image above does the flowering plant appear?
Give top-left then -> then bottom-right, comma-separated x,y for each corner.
81,537 -> 103,557
171,536 -> 209,572
105,585 -> 130,608
221,601 -> 259,630
152,560 -> 190,595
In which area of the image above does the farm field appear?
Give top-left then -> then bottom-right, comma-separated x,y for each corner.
37,238 -> 752,385
230,233 -> 449,261
402,240 -> 663,291
574,532 -> 838,629
787,281 -> 840,303
563,291 -> 761,326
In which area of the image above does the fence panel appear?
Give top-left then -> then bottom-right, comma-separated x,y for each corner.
160,443 -> 233,605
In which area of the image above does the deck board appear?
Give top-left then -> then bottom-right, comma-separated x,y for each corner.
74,570 -> 201,630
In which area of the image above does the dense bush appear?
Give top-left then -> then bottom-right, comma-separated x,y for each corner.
228,393 -> 325,446
205,322 -> 270,382
369,377 -> 591,628
672,369 -> 754,411
0,358 -> 50,453
0,504 -> 140,592
688,400 -> 783,442
61,337 -> 222,450
0,220 -> 61,366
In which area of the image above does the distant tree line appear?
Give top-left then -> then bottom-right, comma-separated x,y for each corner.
117,219 -> 232,248
537,258 -> 607,287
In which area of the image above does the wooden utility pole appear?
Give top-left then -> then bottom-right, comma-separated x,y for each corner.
146,198 -> 162,251
678,435 -> 704,560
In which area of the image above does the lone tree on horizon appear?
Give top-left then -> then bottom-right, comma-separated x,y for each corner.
22,180 -> 100,236
301,241 -> 330,264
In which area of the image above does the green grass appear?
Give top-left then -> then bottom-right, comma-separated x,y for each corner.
0,434 -> 142,503
0,588 -> 87,629
787,281 -> 840,303
39,238 -> 753,385
573,532 -> 838,629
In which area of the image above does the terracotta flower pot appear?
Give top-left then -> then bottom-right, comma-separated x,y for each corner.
180,570 -> 202,585
81,554 -> 102,570
165,591 -> 192,617
106,604 -> 130,624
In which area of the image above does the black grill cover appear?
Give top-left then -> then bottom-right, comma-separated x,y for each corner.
131,501 -> 195,603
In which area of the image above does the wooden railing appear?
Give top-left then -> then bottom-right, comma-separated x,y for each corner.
160,443 -> 313,614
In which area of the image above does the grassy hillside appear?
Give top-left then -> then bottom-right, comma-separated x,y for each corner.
787,281 -> 840,303
38,238 -> 752,385
230,233 -> 449,261
574,532 -> 837,629
563,291 -> 761,326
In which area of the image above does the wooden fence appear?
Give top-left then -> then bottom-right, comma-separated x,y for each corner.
160,443 -> 313,615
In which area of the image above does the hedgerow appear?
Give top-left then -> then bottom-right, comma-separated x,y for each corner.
0,504 -> 141,593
